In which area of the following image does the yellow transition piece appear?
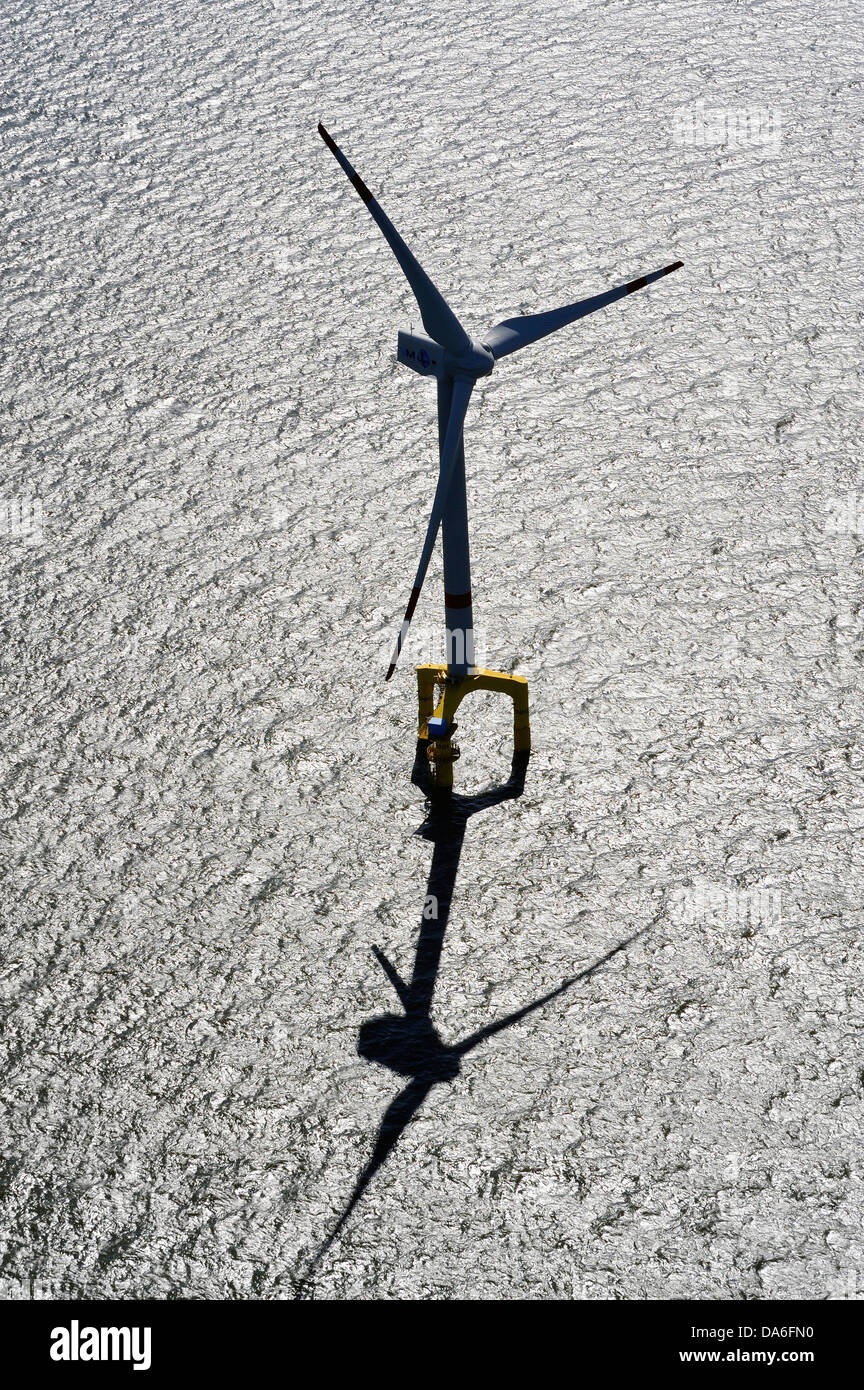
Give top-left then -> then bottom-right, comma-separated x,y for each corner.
416,663 -> 531,791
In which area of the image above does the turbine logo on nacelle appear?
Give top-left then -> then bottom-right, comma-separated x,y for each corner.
397,330 -> 441,378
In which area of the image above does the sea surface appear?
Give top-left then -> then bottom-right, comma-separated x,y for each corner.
1,0 -> 861,1298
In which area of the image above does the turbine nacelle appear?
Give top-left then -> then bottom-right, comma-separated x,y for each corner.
396,329 -> 444,377
397,329 -> 494,381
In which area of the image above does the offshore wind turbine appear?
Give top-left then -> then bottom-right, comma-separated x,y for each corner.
318,122 -> 682,788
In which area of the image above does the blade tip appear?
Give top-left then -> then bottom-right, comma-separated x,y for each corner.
385,664 -> 396,682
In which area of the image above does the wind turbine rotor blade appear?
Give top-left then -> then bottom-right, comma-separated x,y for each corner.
483,260 -> 684,360
385,376 -> 474,680
318,123 -> 472,355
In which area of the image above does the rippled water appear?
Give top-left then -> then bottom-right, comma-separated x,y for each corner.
1,0 -> 861,1299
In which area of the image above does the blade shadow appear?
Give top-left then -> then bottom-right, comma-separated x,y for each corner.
304,742 -> 647,1279
304,1076 -> 435,1273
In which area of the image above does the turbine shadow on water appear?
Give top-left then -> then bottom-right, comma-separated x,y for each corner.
302,741 -> 647,1280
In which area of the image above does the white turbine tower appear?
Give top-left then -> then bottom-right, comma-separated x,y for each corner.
319,122 -> 682,789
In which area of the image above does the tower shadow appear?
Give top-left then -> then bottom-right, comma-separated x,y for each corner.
304,742 -> 645,1277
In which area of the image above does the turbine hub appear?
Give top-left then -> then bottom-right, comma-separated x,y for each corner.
445,336 -> 495,379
